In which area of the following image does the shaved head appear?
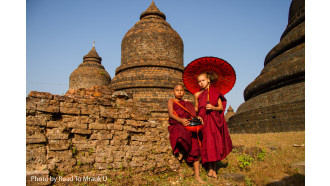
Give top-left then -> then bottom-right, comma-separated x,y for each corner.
174,84 -> 184,90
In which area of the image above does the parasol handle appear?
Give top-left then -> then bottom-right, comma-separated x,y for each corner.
207,83 -> 210,104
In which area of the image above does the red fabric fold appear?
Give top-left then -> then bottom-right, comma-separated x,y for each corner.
168,100 -> 200,162
197,86 -> 232,164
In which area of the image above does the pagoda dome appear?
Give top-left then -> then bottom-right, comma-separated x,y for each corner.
228,0 -> 305,133
69,43 -> 111,90
111,1 -> 187,111
112,1 -> 184,81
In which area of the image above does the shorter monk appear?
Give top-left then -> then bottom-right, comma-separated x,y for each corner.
167,84 -> 204,184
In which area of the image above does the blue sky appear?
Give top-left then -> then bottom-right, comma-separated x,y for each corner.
27,0 -> 292,112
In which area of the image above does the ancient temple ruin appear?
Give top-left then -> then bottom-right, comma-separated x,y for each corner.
111,1 -> 189,112
69,43 -> 111,90
225,106 -> 236,122
228,0 -> 305,133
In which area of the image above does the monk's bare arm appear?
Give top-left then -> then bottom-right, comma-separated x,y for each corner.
194,92 -> 201,112
206,98 -> 223,112
167,99 -> 189,126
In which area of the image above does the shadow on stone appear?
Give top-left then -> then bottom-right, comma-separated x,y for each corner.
265,173 -> 305,186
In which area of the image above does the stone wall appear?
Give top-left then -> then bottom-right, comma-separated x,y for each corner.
26,86 -> 180,185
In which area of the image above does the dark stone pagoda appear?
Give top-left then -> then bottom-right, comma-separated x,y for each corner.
228,0 -> 305,133
111,1 -> 188,111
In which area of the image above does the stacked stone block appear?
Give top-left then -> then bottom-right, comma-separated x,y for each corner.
26,86 -> 180,185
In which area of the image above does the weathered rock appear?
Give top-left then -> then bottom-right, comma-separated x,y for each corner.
26,97 -> 38,114
26,144 -> 47,170
60,102 -> 80,115
46,120 -> 67,128
76,156 -> 95,164
94,163 -> 112,170
71,128 -> 92,135
67,122 -> 88,129
80,104 -> 100,115
108,124 -> 123,131
26,126 -> 47,144
90,130 -> 113,140
131,136 -> 148,142
26,170 -> 51,186
26,115 -> 48,127
28,91 -> 53,99
100,107 -> 117,118
46,127 -> 70,140
112,91 -> 129,100
114,131 -> 129,140
47,150 -> 73,161
72,139 -> 96,151
89,123 -> 108,130
36,99 -> 60,113
48,139 -> 70,150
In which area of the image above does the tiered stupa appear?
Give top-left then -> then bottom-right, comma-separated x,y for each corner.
228,0 -> 305,133
111,1 -> 188,111
225,106 -> 236,122
69,42 -> 111,90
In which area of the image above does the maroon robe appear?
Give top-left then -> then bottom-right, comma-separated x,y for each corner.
198,86 -> 232,164
168,100 -> 201,162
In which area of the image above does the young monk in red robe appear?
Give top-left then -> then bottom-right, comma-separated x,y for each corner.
194,73 -> 232,179
168,84 -> 205,183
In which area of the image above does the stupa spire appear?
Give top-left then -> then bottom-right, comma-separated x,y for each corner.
140,1 -> 166,20
83,41 -> 102,63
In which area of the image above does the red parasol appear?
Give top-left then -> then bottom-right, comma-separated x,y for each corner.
183,56 -> 236,95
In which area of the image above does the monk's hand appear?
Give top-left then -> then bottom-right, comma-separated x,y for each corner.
197,116 -> 203,124
181,118 -> 190,126
206,104 -> 214,110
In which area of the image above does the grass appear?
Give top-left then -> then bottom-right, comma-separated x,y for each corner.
222,131 -> 305,185
51,131 -> 305,186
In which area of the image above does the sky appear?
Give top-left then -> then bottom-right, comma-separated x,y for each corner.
26,0 -> 292,112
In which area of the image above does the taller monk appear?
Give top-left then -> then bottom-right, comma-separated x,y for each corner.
194,73 -> 232,179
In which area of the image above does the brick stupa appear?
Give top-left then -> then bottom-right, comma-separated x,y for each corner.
111,1 -> 187,111
225,106 -> 236,122
228,0 -> 305,133
69,43 -> 111,90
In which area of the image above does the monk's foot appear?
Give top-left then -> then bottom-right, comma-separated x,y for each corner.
212,171 -> 218,179
207,170 -> 213,178
207,170 -> 217,179
177,153 -> 184,161
195,176 -> 205,184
